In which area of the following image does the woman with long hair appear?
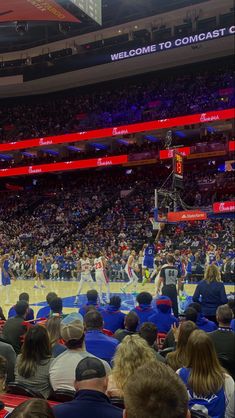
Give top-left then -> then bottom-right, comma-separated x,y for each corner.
177,329 -> 234,418
166,321 -> 197,371
9,399 -> 55,418
0,356 -> 8,418
193,264 -> 227,322
107,334 -> 157,398
15,325 -> 52,398
46,317 -> 66,358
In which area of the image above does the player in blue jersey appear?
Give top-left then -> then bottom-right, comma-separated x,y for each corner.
34,250 -> 45,288
142,229 -> 162,286
0,252 -> 14,304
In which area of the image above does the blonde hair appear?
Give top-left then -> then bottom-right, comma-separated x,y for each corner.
186,329 -> 225,396
204,264 -> 221,283
46,316 -> 62,347
112,335 -> 156,390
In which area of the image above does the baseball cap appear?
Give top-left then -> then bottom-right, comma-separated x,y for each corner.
75,357 -> 106,382
61,320 -> 84,342
61,312 -> 84,325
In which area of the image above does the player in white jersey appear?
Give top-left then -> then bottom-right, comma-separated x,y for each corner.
74,252 -> 95,304
121,250 -> 139,294
94,251 -> 110,305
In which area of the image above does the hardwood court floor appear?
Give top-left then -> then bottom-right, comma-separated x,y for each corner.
1,280 -> 234,318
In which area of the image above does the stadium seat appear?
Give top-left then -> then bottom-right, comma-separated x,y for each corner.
0,320 -> 5,333
7,382 -> 44,399
48,389 -> 75,402
1,393 -> 59,410
110,397 -> 125,409
159,347 -> 175,357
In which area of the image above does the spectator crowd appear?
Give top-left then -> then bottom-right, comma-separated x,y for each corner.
0,286 -> 234,417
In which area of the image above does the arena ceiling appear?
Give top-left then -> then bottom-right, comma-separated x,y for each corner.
0,0 -> 208,53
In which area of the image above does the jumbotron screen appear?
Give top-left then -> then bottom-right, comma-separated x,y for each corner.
70,0 -> 102,25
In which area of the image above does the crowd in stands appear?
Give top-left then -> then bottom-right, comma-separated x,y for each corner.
0,285 -> 234,417
0,164 -> 234,286
0,65 -> 234,143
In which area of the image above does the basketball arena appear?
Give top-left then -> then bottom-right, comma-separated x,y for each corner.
0,1 -> 234,417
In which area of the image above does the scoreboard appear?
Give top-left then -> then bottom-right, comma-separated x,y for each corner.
71,0 -> 102,25
173,152 -> 184,189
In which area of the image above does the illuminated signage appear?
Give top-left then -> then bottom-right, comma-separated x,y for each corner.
110,26 -> 235,62
0,155 -> 128,178
0,108 -> 233,153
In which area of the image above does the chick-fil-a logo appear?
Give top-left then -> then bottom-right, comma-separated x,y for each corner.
28,166 -> 42,174
97,158 -> 113,166
112,127 -> 129,136
200,113 -> 220,122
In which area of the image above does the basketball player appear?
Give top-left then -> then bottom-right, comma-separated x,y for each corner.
94,251 -> 110,305
0,252 -> 13,304
74,252 -> 95,305
34,250 -> 45,288
121,250 -> 139,294
142,228 -> 162,285
206,244 -> 217,265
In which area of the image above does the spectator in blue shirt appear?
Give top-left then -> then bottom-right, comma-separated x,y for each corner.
8,292 -> 34,322
131,292 -> 155,328
149,296 -> 178,334
36,292 -> 58,319
79,290 -> 103,317
188,302 -> 217,332
53,357 -> 122,418
101,296 -> 125,333
193,264 -> 227,322
84,310 -> 119,364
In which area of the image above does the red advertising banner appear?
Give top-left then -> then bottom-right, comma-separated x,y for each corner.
0,155 -> 128,178
0,0 -> 80,22
160,147 -> 190,160
0,108 -> 233,153
213,201 -> 235,213
167,210 -> 207,222
229,141 -> 235,152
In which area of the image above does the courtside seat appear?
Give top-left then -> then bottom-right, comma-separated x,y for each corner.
49,389 -> 75,402
7,382 -> 44,399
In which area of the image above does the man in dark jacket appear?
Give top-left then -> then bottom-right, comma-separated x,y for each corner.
53,357 -> 122,418
2,301 -> 28,354
209,304 -> 235,380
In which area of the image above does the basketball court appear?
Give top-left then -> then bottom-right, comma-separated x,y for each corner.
1,281 -> 234,318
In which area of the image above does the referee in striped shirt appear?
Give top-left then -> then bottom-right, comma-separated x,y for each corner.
156,254 -> 180,317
